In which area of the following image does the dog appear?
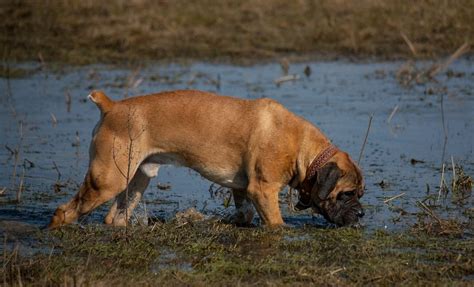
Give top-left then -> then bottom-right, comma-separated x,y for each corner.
49,90 -> 364,228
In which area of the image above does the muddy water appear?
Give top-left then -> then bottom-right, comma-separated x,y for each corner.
1,60 -> 473,234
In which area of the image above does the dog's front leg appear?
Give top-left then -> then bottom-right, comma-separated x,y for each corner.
247,181 -> 284,226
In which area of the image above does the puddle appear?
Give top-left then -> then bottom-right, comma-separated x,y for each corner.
283,234 -> 311,243
151,248 -> 193,274
0,60 -> 473,240
0,220 -> 46,256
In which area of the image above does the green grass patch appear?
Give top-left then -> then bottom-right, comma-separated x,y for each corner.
2,220 -> 473,286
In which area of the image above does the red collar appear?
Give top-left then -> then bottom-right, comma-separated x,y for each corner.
304,144 -> 339,183
294,144 -> 339,210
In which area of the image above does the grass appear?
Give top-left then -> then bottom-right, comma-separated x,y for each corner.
1,0 -> 473,65
2,219 -> 473,286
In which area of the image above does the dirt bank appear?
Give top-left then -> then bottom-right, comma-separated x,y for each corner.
1,0 -> 473,65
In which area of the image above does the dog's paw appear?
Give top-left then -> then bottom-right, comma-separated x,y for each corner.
223,210 -> 255,227
48,208 -> 66,229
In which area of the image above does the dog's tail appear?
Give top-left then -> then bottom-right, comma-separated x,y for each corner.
88,90 -> 114,113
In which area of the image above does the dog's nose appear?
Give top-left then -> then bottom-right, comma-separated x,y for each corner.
356,209 -> 365,218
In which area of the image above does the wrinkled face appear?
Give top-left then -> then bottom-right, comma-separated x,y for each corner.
316,188 -> 364,227
298,160 -> 365,227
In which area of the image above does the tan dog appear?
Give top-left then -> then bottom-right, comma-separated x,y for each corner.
49,90 -> 364,228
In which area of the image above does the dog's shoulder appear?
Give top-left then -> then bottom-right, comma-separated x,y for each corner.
253,97 -> 302,123
254,97 -> 282,109
253,97 -> 292,118
250,97 -> 307,142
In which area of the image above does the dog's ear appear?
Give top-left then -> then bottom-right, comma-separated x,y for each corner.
311,162 -> 341,201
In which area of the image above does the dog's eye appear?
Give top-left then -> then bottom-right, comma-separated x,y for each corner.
337,191 -> 355,200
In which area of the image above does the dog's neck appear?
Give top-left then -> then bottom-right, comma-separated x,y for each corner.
305,144 -> 338,183
291,124 -> 334,188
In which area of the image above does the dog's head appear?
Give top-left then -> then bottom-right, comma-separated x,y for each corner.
296,151 -> 365,227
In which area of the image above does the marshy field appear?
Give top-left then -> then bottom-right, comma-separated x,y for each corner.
1,0 -> 473,286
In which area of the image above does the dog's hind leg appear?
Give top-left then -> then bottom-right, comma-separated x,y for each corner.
49,136 -> 146,228
230,189 -> 255,226
105,164 -> 158,226
48,166 -> 130,228
105,170 -> 150,226
104,170 -> 150,226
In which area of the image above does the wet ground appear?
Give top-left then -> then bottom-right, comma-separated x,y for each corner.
1,59 -> 473,238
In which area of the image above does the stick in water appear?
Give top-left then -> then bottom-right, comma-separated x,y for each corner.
451,156 -> 456,192
386,105 -> 399,124
358,115 -> 373,165
383,192 -> 406,204
437,163 -> 446,203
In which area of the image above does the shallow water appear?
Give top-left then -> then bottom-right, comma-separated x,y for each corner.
0,60 -> 473,235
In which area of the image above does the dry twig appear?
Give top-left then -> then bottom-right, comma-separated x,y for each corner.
437,164 -> 447,203
65,91 -> 72,113
383,192 -> 405,204
274,74 -> 299,85
358,115 -> 373,164
111,107 -> 145,233
11,121 -> 23,191
386,105 -> 399,124
50,113 -> 57,127
451,156 -> 456,192
400,32 -> 417,57
428,42 -> 470,78
16,167 -> 25,202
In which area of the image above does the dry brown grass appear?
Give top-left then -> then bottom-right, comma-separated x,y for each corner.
1,0 -> 473,64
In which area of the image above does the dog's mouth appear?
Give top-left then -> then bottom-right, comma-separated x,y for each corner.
302,194 -> 364,227
318,208 -> 363,227
295,187 -> 365,227
316,197 -> 364,227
